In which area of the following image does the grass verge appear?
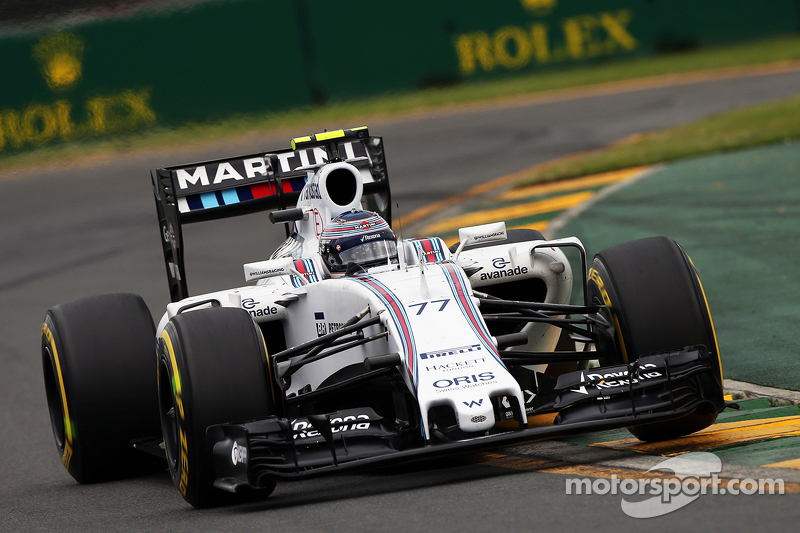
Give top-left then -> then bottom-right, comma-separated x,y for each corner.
3,34 -> 800,174
516,92 -> 800,187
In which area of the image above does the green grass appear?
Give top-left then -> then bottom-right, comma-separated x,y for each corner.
3,34 -> 800,173
516,92 -> 800,186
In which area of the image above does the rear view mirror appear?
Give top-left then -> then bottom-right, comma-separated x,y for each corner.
452,222 -> 507,260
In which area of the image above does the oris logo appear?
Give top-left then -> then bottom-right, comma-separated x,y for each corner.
433,372 -> 495,389
231,441 -> 247,466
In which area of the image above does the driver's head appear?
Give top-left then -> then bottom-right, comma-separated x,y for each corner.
319,210 -> 398,276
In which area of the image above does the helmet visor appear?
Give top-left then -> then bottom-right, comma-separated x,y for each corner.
337,239 -> 398,267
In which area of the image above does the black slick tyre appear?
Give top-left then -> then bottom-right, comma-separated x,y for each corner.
41,293 -> 164,483
587,237 -> 723,442
157,307 -> 276,508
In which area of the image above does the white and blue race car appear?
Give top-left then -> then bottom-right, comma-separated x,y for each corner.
41,127 -> 725,507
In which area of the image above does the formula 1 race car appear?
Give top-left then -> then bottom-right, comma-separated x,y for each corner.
41,127 -> 725,507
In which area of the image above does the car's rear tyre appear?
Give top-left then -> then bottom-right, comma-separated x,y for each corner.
41,293 -> 165,483
157,307 -> 276,508
587,237 -> 723,442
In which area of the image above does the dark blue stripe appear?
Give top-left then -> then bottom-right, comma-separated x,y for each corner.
237,186 -> 254,201
186,195 -> 204,211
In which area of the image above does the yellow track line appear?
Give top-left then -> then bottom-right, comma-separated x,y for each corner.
421,190 -> 594,235
497,166 -> 649,201
764,458 -> 800,470
591,415 -> 800,456
396,60 -> 800,230
508,221 -> 550,232
396,163 -> 560,228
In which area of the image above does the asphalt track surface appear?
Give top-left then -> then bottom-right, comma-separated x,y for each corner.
4,67 -> 800,530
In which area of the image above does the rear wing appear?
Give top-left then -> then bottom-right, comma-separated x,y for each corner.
152,127 -> 391,302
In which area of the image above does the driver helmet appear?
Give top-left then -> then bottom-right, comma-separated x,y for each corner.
319,210 -> 398,275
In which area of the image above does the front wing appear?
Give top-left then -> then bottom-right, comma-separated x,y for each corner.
210,345 -> 724,492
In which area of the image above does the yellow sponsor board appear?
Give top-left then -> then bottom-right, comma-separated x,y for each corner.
455,9 -> 638,75
0,33 -> 157,152
0,91 -> 156,151
33,33 -> 85,92
521,0 -> 558,17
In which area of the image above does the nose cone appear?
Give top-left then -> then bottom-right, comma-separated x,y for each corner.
454,396 -> 495,432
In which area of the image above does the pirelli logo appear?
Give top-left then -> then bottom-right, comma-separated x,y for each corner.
420,344 -> 482,360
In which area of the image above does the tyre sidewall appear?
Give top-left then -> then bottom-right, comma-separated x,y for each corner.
41,293 -> 160,483
588,237 -> 718,367
158,322 -> 203,506
157,308 -> 274,507
42,314 -> 85,481
587,237 -> 723,441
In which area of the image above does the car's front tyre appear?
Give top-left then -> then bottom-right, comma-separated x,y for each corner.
588,237 -> 724,442
157,307 -> 276,507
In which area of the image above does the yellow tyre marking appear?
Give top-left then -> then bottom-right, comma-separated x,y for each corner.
687,256 -> 723,383
42,323 -> 74,471
255,326 -> 276,406
160,330 -> 183,418
588,267 -> 628,363
160,329 -> 189,496
587,267 -> 612,307
695,274 -> 723,381
612,315 -> 628,363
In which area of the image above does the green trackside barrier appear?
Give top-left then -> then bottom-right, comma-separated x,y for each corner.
0,0 -> 311,153
446,0 -> 800,83
1,0 -> 799,154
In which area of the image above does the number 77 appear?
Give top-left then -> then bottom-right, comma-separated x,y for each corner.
408,299 -> 450,315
